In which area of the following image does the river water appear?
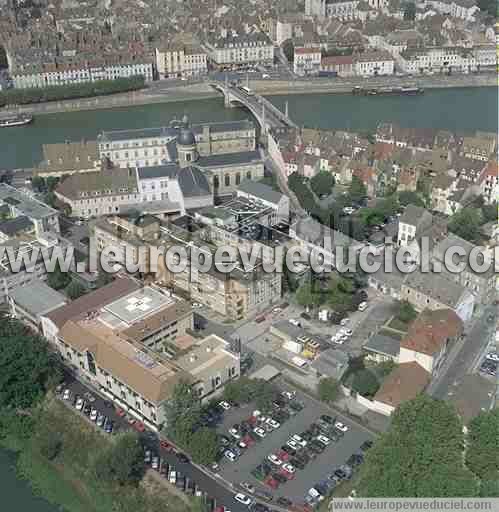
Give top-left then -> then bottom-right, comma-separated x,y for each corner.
0,86 -> 496,170
0,85 -> 495,511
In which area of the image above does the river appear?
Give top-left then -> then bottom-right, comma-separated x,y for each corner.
0,86 -> 496,170
0,85 -> 496,511
0,449 -> 63,512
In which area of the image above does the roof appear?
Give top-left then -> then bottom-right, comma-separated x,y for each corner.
0,216 -> 33,237
9,280 -> 66,316
98,126 -> 178,143
374,362 -> 430,409
56,167 -> 137,199
399,204 -> 432,228
449,374 -> 496,424
46,278 -> 140,328
197,150 -> 262,169
0,184 -> 58,220
40,140 -> 98,171
403,270 -> 468,308
321,55 -> 354,66
401,309 -> 463,356
249,364 -> 281,381
364,334 -> 400,358
177,166 -> 212,197
290,217 -> 361,249
295,47 -> 321,55
237,180 -> 284,205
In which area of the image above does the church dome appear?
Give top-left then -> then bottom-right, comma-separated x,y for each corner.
178,127 -> 196,146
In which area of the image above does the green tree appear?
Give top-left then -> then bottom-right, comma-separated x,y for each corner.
254,380 -> 279,411
348,176 -> 367,204
282,39 -> 294,62
223,377 -> 254,404
448,208 -> 482,243
310,171 -> 335,197
296,283 -> 318,307
351,369 -> 379,397
0,322 -> 54,409
398,191 -> 424,207
403,1 -> 416,20
65,280 -> 86,299
318,377 -> 340,403
357,395 -> 477,497
164,380 -> 201,444
47,262 -> 71,290
189,428 -> 219,465
94,433 -> 145,486
481,202 -> 497,223
397,300 -> 417,324
466,409 -> 499,483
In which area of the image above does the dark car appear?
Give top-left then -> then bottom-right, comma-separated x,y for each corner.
334,469 -> 347,480
219,435 -> 231,446
104,419 -> 114,434
320,415 -> 335,425
289,401 -> 304,412
281,445 -> 296,456
272,472 -> 287,484
252,504 -> 270,512
290,457 -> 306,470
83,404 -> 92,416
175,452 -> 190,463
310,440 -> 326,453
360,440 -> 373,451
277,497 -> 292,507
300,312 -> 311,320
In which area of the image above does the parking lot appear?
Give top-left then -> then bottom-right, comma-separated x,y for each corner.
216,383 -> 375,503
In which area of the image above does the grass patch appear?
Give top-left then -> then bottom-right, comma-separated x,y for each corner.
385,317 -> 409,333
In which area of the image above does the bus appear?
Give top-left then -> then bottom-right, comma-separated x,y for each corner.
238,85 -> 254,96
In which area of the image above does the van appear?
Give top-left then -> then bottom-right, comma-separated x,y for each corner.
289,319 -> 301,327
358,301 -> 368,312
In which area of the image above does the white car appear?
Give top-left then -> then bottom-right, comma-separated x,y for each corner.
291,434 -> 307,447
90,408 -> 98,422
286,439 -> 300,450
335,421 -> 349,432
486,353 -> 499,363
169,471 -> 177,484
219,401 -> 231,411
317,435 -> 331,446
358,302 -> 368,312
238,440 -> 248,449
225,450 -> 237,462
333,336 -> 346,345
266,418 -> 280,429
253,427 -> 266,438
262,73 -> 270,79
339,328 -> 353,337
75,397 -> 84,411
234,493 -> 252,506
62,389 -> 71,400
281,390 -> 296,401
151,456 -> 160,470
282,463 -> 296,474
267,454 -> 283,466
340,318 -> 349,326
343,206 -> 355,215
229,428 -> 241,439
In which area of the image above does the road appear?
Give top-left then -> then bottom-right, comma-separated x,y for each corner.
430,304 -> 497,400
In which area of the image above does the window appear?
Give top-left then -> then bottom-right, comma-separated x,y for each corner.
213,176 -> 219,189
246,170 -> 252,180
225,174 -> 230,186
235,172 -> 241,185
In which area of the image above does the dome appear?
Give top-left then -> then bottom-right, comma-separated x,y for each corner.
178,127 -> 196,146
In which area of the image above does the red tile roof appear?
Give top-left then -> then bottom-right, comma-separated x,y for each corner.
374,362 -> 430,409
294,47 -> 321,55
400,308 -> 463,356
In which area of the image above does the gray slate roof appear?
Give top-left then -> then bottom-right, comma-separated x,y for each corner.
10,280 -> 67,316
197,150 -> 262,169
0,216 -> 33,237
399,204 -> 432,228
237,180 -> 284,205
403,269 -> 468,308
137,164 -> 179,180
364,334 -> 400,358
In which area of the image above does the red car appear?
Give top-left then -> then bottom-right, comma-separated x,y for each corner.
279,467 -> 295,480
264,475 -> 279,489
116,408 -> 126,417
242,434 -> 255,447
160,440 -> 173,451
277,450 -> 290,461
133,421 -> 146,432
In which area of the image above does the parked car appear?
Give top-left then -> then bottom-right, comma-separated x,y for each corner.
75,397 -> 84,411
282,463 -> 295,474
104,419 -> 114,434
169,471 -> 177,484
240,482 -> 255,494
317,435 -> 331,446
151,456 -> 160,470
291,434 -> 307,447
229,427 -> 242,439
225,450 -> 237,462
96,414 -> 105,427
360,440 -> 373,451
144,450 -> 152,464
266,418 -> 280,429
83,404 -> 92,416
253,427 -> 266,438
90,408 -> 98,422
277,497 -> 292,507
281,390 -> 296,401
234,493 -> 252,506
176,452 -> 189,463
267,454 -> 283,466
320,415 -> 335,425
286,439 -> 300,450
485,352 -> 499,363
335,421 -> 349,432
219,401 -> 231,411
62,389 -> 71,401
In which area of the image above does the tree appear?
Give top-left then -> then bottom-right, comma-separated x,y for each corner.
164,380 -> 201,444
282,39 -> 294,62
296,283 -> 318,307
466,409 -> 499,483
310,171 -> 335,197
448,208 -> 482,243
65,280 -> 86,299
398,191 -> 424,207
254,380 -> 279,411
351,369 -> 379,397
189,428 -> 218,465
403,1 -> 416,20
397,300 -> 417,324
348,176 -> 367,204
481,202 -> 497,223
476,0 -> 498,17
0,319 -> 54,409
94,433 -> 145,486
223,377 -> 254,404
357,395 -> 478,497
36,427 -> 63,461
318,377 -> 340,403
47,262 -> 71,290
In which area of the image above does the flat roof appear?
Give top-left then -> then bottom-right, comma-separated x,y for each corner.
103,286 -> 174,325
249,364 -> 281,381
0,183 -> 58,220
198,150 -> 262,168
9,280 -> 67,316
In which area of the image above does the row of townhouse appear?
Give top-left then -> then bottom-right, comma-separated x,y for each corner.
12,61 -> 153,89
398,45 -> 496,74
154,44 -> 207,79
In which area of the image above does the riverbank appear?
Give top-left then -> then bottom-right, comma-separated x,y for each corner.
1,73 -> 495,117
0,398 -> 191,512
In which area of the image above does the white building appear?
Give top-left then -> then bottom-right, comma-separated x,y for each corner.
294,47 -> 322,76
236,181 -> 290,225
306,0 -> 327,16
397,204 -> 433,247
205,31 -> 274,70
326,0 -> 360,20
355,50 -> 394,76
154,45 -> 207,79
